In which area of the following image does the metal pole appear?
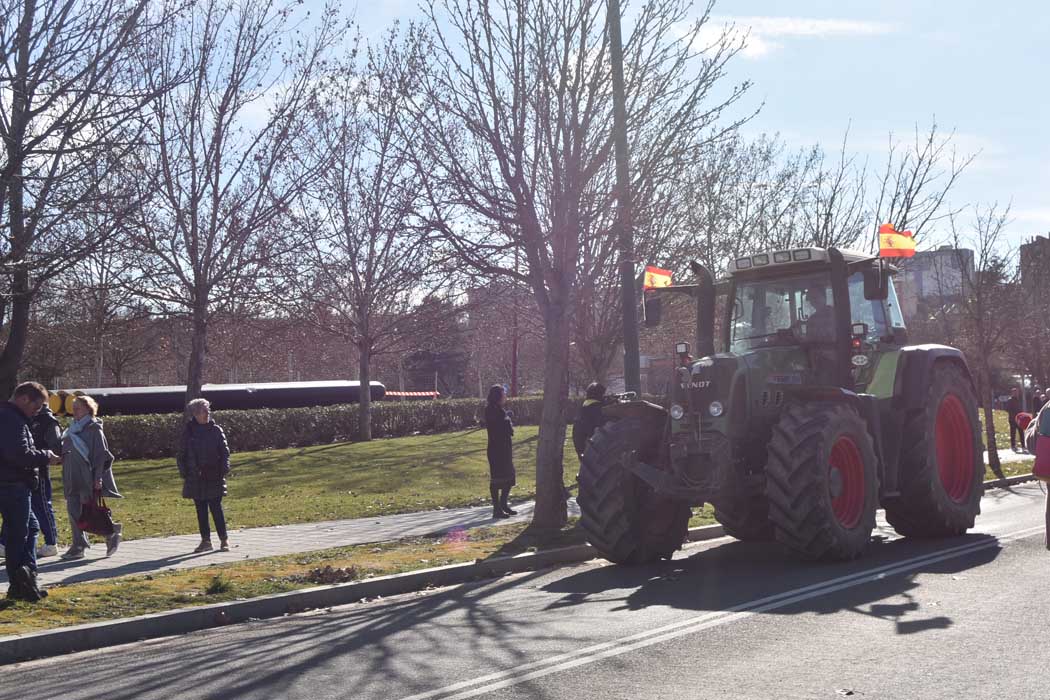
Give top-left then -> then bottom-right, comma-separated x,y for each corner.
608,0 -> 640,394
511,248 -> 519,397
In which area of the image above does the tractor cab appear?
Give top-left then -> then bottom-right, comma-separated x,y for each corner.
723,247 -> 908,393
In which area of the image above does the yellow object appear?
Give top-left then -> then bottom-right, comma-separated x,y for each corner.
64,393 -> 78,416
48,393 -> 64,415
878,223 -> 916,258
643,265 -> 672,290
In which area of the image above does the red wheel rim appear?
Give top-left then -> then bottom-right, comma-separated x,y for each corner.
829,436 -> 865,528
935,394 -> 974,503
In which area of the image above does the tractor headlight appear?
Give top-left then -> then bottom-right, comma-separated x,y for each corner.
670,404 -> 685,420
708,401 -> 724,417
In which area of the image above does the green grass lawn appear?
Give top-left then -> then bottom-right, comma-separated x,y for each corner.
980,409 -> 1014,451
52,426 -> 557,542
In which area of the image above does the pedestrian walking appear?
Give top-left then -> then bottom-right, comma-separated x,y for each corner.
485,384 -> 516,519
29,402 -> 61,558
573,382 -> 607,459
60,395 -> 122,560
177,399 -> 231,553
1006,387 -> 1024,452
0,382 -> 62,602
0,397 -> 62,559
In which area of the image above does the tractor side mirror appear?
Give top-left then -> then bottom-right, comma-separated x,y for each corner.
643,295 -> 662,327
863,266 -> 889,300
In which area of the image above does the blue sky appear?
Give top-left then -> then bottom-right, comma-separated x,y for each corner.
344,0 -> 1049,246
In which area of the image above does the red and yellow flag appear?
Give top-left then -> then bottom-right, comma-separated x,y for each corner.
642,265 -> 672,290
878,223 -> 916,258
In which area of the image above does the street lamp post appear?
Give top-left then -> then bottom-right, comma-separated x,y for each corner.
607,0 -> 640,394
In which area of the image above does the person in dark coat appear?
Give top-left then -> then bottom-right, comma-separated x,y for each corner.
573,383 -> 607,459
0,382 -> 61,602
177,398 -> 232,552
485,384 -> 516,519
1006,387 -> 1023,451
29,404 -> 61,557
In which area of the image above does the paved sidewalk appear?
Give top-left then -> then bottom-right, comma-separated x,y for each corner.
13,498 -> 582,589
988,448 -> 1034,464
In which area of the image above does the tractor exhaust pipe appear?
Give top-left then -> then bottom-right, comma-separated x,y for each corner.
689,260 -> 715,358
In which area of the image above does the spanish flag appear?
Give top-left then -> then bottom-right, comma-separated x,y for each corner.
643,265 -> 672,290
878,223 -> 916,258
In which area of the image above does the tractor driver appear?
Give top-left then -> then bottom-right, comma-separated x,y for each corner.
804,285 -> 834,342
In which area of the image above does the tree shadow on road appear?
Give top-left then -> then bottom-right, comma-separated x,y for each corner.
541,533 -> 1002,637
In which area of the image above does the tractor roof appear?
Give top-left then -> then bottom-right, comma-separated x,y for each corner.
727,247 -> 874,277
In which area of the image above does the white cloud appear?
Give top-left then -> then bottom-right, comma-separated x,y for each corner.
696,16 -> 896,59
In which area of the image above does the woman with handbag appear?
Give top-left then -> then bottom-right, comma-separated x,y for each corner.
178,398 -> 231,552
60,395 -> 122,560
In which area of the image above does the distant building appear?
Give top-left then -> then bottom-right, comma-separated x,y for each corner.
1020,233 -> 1050,287
894,246 -> 975,317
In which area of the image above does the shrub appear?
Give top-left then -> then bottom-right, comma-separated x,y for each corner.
97,393 -> 666,460
100,396 -> 550,460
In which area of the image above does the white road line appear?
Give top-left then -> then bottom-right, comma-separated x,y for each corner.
401,525 -> 1044,700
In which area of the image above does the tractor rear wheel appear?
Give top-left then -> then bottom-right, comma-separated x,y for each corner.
765,402 -> 879,560
578,417 -> 691,565
714,480 -> 773,542
884,363 -> 983,537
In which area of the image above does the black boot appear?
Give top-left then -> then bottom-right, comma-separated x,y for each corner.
500,487 -> 517,515
492,507 -> 510,520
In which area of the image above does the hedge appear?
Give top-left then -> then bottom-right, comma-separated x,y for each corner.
96,393 -> 669,461
99,396 -> 553,460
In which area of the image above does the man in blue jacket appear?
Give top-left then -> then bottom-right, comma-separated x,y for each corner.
0,382 -> 62,602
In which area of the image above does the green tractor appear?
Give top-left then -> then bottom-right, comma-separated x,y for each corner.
577,247 -> 984,564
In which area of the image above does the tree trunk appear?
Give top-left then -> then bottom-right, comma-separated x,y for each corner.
0,270 -> 31,398
358,342 -> 372,442
0,1 -> 36,398
979,363 -> 1004,480
185,306 -> 208,401
530,301 -> 571,532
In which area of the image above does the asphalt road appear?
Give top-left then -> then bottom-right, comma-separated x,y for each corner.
7,483 -> 1049,700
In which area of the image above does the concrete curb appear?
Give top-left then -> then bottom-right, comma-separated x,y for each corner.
0,524 -> 728,664
1,471 -> 1037,665
984,473 -> 1037,489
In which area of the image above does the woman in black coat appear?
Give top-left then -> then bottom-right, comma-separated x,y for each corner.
177,398 -> 232,552
485,385 -> 516,519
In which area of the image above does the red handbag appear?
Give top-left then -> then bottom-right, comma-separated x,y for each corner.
1034,436 -> 1050,483
76,491 -> 116,536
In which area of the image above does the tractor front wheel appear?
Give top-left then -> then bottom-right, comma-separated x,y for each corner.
578,417 -> 691,565
765,402 -> 879,560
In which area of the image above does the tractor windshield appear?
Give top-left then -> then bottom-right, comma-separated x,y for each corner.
730,272 -> 834,352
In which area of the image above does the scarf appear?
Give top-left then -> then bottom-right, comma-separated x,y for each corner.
62,415 -> 93,461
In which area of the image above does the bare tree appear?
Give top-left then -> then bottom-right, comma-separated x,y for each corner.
414,0 -> 749,530
871,121 -> 976,249
0,0 -> 174,394
802,128 -> 869,249
949,204 -> 1017,480
127,0 -> 345,400
294,25 -> 456,439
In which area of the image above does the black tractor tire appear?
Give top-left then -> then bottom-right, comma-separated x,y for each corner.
714,480 -> 773,542
765,402 -> 879,561
884,363 -> 983,537
577,417 -> 691,565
